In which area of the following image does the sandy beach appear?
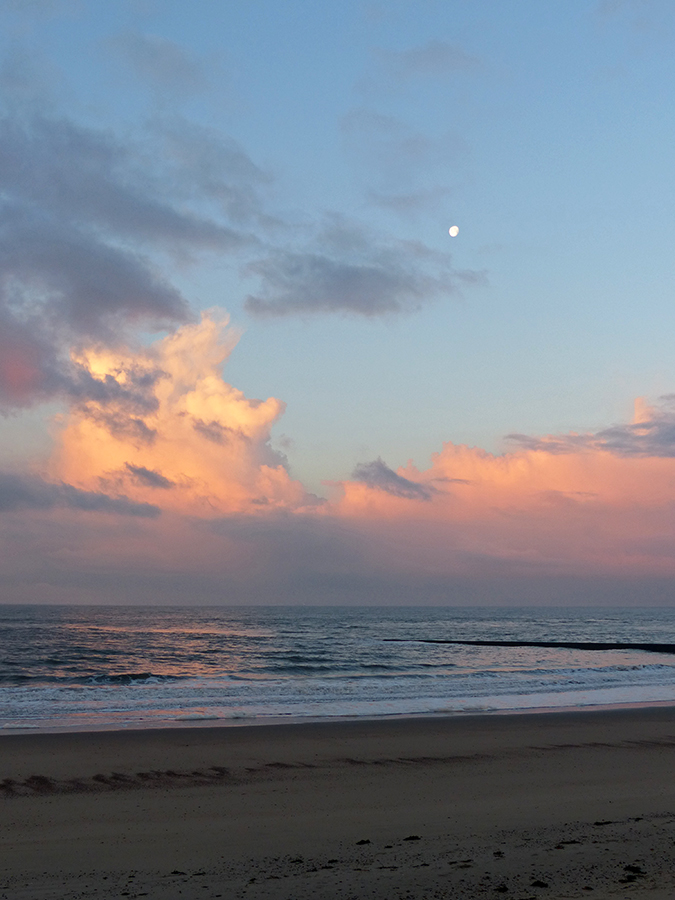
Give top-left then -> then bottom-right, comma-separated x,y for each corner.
1,708 -> 675,899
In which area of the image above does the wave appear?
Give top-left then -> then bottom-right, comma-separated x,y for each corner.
0,671 -> 184,687
85,672 -> 182,685
1,659 -> 669,689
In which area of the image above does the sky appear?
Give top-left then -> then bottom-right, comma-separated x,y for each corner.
2,0 -> 675,605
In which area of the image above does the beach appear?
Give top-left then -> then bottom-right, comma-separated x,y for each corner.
1,708 -> 675,899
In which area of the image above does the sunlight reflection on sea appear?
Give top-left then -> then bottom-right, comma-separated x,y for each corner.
1,605 -> 675,732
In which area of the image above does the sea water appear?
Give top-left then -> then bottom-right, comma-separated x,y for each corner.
2,605 -> 675,732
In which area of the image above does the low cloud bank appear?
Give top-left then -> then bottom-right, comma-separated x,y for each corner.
2,319 -> 675,603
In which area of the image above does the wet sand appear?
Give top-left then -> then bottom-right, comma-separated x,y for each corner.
1,707 -> 675,898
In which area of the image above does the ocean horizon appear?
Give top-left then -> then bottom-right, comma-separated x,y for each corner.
2,604 -> 675,734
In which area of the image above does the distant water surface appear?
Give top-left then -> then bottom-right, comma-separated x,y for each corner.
2,605 -> 675,732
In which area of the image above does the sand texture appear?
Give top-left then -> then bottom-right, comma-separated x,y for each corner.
1,708 -> 675,899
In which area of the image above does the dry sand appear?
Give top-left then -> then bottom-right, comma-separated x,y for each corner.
1,707 -> 675,899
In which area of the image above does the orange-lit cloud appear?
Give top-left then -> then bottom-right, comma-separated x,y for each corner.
4,311 -> 675,604
338,400 -> 675,582
49,311 -> 312,516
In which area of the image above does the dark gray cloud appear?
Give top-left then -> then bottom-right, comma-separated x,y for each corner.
67,363 -> 164,412
0,116 -> 245,249
506,395 -> 675,457
87,410 -> 157,446
0,471 -> 160,517
192,419 -> 237,445
157,119 -> 275,228
376,41 -> 480,80
244,217 -> 477,317
0,54 -> 484,410
0,110 -> 260,408
352,457 -> 434,500
245,251 -> 440,317
0,207 -> 187,326
124,464 -> 174,489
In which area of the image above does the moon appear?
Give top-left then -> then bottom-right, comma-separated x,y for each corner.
448,225 -> 459,237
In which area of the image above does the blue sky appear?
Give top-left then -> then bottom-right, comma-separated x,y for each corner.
3,0 -> 675,493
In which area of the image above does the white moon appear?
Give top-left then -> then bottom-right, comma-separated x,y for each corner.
448,225 -> 459,237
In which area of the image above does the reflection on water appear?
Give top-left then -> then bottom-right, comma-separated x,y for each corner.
1,605 -> 675,731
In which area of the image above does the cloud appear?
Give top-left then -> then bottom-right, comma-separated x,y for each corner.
50,311 -> 314,516
352,457 -> 435,500
596,0 -> 671,30
0,69 -> 478,409
376,41 -> 481,80
191,419 -> 235,444
0,111 -> 260,408
7,377 -> 675,603
0,115 -> 246,249
244,217 -> 477,317
342,109 -> 442,170
1,207 -> 188,324
0,471 -> 159,517
0,45 -> 65,109
125,464 -> 174,489
341,109 -> 467,215
156,119 -> 275,228
245,250 -> 443,317
367,187 -> 452,216
336,400 -> 675,586
506,396 -> 675,457
110,32 -> 206,96
340,107 -> 468,187
204,512 -> 362,581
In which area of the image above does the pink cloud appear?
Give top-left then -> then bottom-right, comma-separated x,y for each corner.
4,311 -> 675,603
49,311 -> 314,516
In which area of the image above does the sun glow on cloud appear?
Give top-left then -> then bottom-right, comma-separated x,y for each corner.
50,312 -> 311,516
5,306 -> 675,603
339,405 -> 675,580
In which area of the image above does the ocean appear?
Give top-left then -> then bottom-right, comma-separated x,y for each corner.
2,605 -> 675,733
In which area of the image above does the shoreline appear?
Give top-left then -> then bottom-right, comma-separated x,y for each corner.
3,694 -> 675,737
3,704 -> 675,897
